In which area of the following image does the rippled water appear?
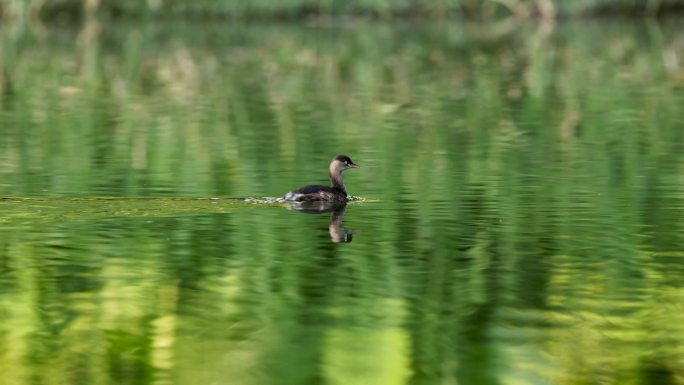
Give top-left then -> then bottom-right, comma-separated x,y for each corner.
1,20 -> 684,385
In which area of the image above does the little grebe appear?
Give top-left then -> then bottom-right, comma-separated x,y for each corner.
284,155 -> 359,203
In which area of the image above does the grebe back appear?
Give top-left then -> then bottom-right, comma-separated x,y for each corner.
284,155 -> 359,203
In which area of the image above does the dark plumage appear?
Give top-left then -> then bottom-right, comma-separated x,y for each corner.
284,154 -> 359,203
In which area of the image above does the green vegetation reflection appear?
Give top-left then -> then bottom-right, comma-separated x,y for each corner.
0,19 -> 683,385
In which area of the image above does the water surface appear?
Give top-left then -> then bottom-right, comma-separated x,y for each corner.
1,19 -> 683,385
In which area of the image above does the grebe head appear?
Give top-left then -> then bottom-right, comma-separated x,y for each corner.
330,154 -> 359,173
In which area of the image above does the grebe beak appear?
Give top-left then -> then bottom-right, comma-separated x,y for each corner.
349,162 -> 359,168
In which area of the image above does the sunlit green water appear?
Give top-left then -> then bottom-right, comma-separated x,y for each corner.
1,19 -> 684,385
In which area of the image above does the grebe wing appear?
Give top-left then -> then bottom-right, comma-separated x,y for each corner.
291,185 -> 334,194
284,185 -> 341,202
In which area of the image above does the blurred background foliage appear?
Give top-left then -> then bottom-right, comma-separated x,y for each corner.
1,0 -> 684,21
1,3 -> 684,385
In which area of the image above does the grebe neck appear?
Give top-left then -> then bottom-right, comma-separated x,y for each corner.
329,168 -> 346,194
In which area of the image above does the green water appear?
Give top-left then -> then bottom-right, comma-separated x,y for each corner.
1,19 -> 684,385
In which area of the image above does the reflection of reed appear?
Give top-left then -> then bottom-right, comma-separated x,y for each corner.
0,18 -> 682,385
0,61 -> 12,103
0,21 -> 681,201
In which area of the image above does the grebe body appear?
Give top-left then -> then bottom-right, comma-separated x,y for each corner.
284,155 -> 359,203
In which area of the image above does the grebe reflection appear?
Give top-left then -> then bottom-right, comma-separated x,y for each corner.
328,206 -> 353,243
286,202 -> 355,243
